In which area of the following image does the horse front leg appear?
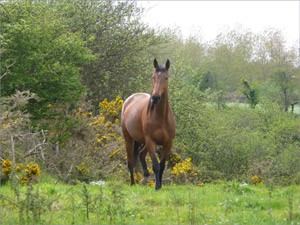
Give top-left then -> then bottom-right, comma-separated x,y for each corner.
146,140 -> 161,190
159,143 -> 172,187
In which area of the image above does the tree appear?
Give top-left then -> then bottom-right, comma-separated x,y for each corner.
271,69 -> 298,111
0,0 -> 93,120
53,0 -> 167,108
241,79 -> 259,108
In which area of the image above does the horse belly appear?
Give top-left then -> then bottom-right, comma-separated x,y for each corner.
122,93 -> 149,144
124,112 -> 145,143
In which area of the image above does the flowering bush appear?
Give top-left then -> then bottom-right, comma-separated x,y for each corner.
0,160 -> 41,185
1,159 -> 12,175
251,175 -> 261,185
89,96 -> 124,148
60,96 -> 128,183
20,162 -> 41,185
99,96 -> 124,123
171,158 -> 200,184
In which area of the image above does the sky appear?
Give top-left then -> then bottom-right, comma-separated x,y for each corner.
137,1 -> 300,48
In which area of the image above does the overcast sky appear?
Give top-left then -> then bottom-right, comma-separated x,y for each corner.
137,1 -> 300,48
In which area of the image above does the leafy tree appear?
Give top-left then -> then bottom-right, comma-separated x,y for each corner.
270,69 -> 298,111
241,79 -> 259,108
0,0 -> 93,120
53,0 -> 168,108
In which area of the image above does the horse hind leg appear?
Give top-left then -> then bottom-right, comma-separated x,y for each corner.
133,141 -> 143,174
123,132 -> 135,185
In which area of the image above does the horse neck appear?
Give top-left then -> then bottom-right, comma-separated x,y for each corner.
150,90 -> 169,119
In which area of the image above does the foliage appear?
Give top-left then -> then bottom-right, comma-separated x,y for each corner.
241,79 -> 259,108
0,0 -> 299,187
168,62 -> 300,184
1,159 -> 41,185
0,91 -> 50,169
0,0 -> 92,120
52,0 -> 169,107
41,97 -> 127,183
171,158 -> 200,184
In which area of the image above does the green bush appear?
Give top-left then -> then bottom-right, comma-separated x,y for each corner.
169,72 -> 300,184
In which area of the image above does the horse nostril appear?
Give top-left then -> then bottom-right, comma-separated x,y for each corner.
151,95 -> 161,104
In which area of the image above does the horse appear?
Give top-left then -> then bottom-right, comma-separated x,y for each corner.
121,59 -> 176,190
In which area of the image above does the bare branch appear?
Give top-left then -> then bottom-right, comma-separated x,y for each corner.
0,60 -> 16,80
23,142 -> 49,159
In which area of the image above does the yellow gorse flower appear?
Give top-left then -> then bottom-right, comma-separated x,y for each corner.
1,159 -> 12,175
25,163 -> 41,176
20,162 -> 41,185
251,175 -> 261,185
171,158 -> 199,177
76,163 -> 90,175
172,158 -> 192,176
99,96 -> 124,123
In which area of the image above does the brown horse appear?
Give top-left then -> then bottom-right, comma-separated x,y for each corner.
121,59 -> 176,190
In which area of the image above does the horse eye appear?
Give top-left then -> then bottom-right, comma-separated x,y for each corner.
166,77 -> 169,80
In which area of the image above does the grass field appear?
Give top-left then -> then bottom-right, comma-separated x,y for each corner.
0,176 -> 299,225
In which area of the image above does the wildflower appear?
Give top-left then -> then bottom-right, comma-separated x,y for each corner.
21,176 -> 30,185
171,158 -> 193,176
134,172 -> 143,183
148,180 -> 155,187
76,163 -> 90,175
251,175 -> 261,185
198,182 -> 205,187
16,163 -> 24,172
25,163 -> 41,176
1,159 -> 12,175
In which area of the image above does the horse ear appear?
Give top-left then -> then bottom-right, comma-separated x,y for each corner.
165,59 -> 170,70
153,58 -> 159,70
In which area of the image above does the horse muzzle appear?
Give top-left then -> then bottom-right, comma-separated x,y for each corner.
151,95 -> 161,104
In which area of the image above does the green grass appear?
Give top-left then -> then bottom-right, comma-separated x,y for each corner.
0,178 -> 299,224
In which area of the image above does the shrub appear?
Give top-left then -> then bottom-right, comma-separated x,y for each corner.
171,157 -> 200,184
1,159 -> 12,175
43,96 -> 127,183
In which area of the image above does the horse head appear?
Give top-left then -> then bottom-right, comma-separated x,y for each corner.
151,58 -> 170,105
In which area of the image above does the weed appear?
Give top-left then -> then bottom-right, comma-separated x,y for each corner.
287,187 -> 294,223
81,183 -> 92,221
106,182 -> 126,224
187,191 -> 197,225
170,189 -> 181,225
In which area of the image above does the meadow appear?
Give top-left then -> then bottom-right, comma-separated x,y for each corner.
0,176 -> 299,225
1,2 -> 300,225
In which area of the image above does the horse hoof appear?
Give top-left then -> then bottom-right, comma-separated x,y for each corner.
155,185 -> 162,190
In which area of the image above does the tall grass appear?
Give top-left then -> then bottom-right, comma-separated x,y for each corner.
0,178 -> 299,224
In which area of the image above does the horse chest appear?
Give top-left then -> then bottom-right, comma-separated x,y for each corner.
152,129 -> 168,145
144,120 -> 168,144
